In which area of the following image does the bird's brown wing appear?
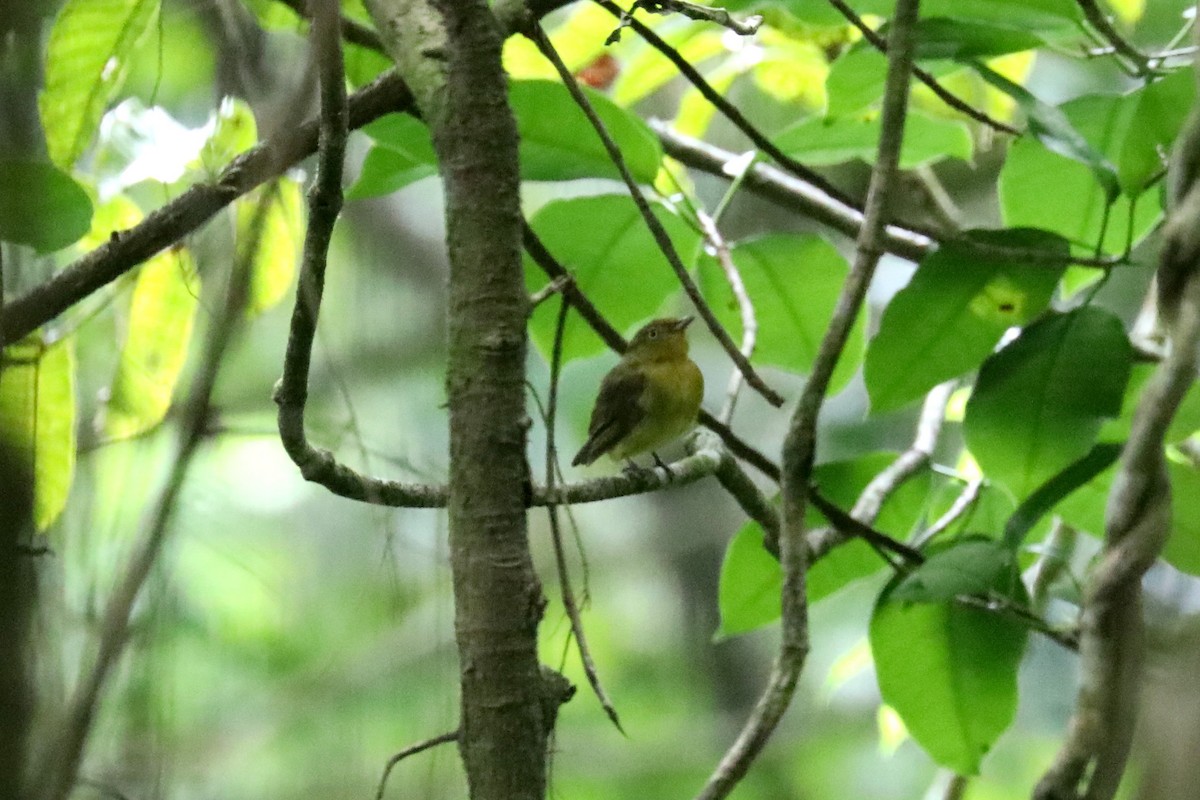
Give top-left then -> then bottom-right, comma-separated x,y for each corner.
571,368 -> 646,466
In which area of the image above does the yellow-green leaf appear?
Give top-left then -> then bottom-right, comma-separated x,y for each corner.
102,247 -> 200,439
40,0 -> 159,169
0,338 -> 77,530
239,178 -> 303,316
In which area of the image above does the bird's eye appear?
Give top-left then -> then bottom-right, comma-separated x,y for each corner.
648,329 -> 658,339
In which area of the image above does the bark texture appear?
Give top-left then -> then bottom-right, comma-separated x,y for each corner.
363,0 -> 547,797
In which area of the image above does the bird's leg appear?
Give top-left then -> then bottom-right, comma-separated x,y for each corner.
652,452 -> 674,480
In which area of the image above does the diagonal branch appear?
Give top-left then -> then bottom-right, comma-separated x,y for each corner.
527,23 -> 787,409
825,0 -> 1020,135
1075,0 -> 1153,75
694,0 -> 923,796
594,0 -> 858,208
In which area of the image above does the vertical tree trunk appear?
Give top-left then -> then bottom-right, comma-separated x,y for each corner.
362,0 -> 549,796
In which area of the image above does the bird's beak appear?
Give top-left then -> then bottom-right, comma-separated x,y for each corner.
674,316 -> 695,331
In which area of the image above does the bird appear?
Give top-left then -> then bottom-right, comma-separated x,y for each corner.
572,316 -> 704,470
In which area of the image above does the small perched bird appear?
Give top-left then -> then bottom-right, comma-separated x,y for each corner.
572,317 -> 704,469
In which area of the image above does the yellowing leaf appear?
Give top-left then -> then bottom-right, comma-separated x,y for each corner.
0,338 -> 77,530
239,178 -> 303,315
102,248 -> 200,439
39,0 -> 159,168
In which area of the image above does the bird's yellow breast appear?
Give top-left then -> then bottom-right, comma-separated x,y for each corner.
607,357 -> 704,460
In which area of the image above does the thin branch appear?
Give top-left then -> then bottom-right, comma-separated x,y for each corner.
528,23 -> 786,409
696,210 -> 757,424
374,730 -> 459,800
1,69 -> 414,347
654,124 -> 1127,269
272,1 -> 442,507
912,475 -> 983,548
851,381 -> 952,522
274,0 -> 386,51
804,381 -> 953,564
825,0 -> 1020,135
1075,0 -> 1153,74
544,297 -> 623,731
612,0 -> 763,38
594,0 -> 857,208
694,0 -> 923,796
31,145 -> 263,800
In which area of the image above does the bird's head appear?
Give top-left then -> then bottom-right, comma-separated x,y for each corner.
625,316 -> 694,363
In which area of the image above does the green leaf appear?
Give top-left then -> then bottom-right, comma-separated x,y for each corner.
1100,362 -> 1200,444
199,97 -> 259,175
865,228 -> 1067,413
716,519 -> 782,639
717,452 -> 931,636
348,114 -> 438,200
697,234 -> 862,393
1002,442 -> 1124,546
827,48 -> 959,116
351,80 -> 662,199
911,18 -> 1045,59
40,0 -> 159,169
612,24 -> 726,107
239,178 -> 303,316
977,63 -> 1120,201
871,560 -> 1028,774
0,160 -> 93,253
1115,71 -> 1195,195
516,79 -> 664,182
525,195 -> 700,364
964,307 -> 1133,501
1163,461 -> 1200,576
777,0 -> 1080,30
0,338 -> 77,531
891,538 -> 1019,603
1000,136 -> 1162,254
775,110 -> 972,169
102,247 -> 200,439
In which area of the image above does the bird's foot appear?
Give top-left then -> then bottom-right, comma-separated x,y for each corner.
652,452 -> 675,480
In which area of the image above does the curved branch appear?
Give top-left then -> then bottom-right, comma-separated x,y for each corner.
1034,29 -> 1200,794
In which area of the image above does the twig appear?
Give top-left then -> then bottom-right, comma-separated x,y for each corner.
544,297 -> 623,731
593,0 -> 857,208
529,275 -> 571,307
694,1 -> 923,796
805,382 -> 953,562
528,24 -> 786,409
606,0 -> 761,43
31,127 -> 264,800
1075,0 -> 1153,74
274,0 -> 386,51
852,381 -> 952,523
695,211 -> 757,424
825,0 -> 1020,135
374,730 -> 459,800
912,476 -> 982,548
0,69 -> 415,348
